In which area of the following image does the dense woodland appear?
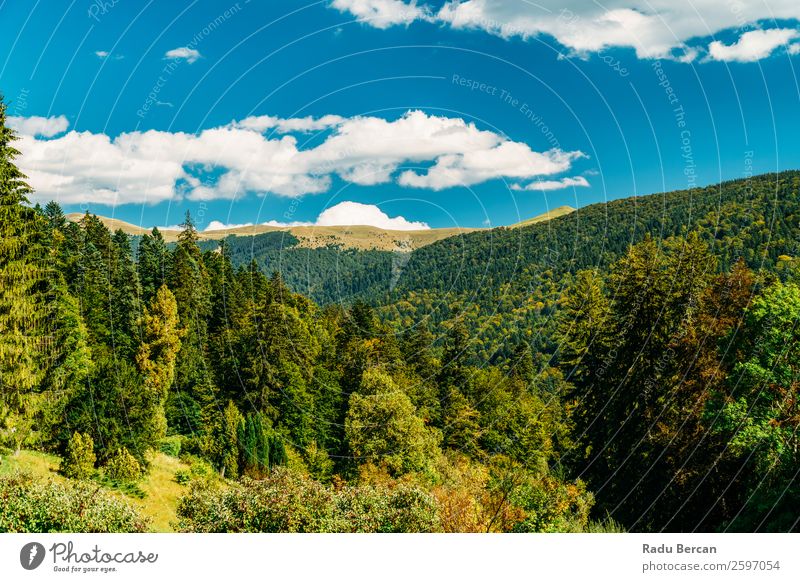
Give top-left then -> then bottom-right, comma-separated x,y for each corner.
1,97 -> 799,532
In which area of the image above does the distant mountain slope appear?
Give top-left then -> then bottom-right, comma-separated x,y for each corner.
65,213 -> 481,251
408,172 -> 800,293
352,171 -> 800,363
510,205 -> 575,227
66,174 -> 800,309
66,205 -> 573,252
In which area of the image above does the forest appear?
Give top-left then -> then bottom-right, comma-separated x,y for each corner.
1,97 -> 798,533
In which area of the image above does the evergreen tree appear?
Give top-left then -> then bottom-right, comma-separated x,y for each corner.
0,96 -> 47,427
169,212 -> 214,431
109,229 -> 141,359
137,227 -> 169,305
136,285 -> 182,439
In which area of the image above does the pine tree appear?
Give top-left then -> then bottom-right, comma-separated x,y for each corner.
0,96 -> 47,419
137,227 -> 169,305
109,229 -> 141,359
61,432 -> 96,480
136,285 -> 182,439
557,269 -> 612,381
169,211 -> 215,431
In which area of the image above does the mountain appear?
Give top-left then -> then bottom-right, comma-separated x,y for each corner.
65,206 -> 573,252
394,172 -> 799,298
374,171 -> 800,362
66,172 -> 800,311
65,213 -> 481,251
510,205 -> 575,227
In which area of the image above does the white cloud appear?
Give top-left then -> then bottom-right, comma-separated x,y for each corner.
511,175 -> 589,191
204,201 -> 428,232
13,110 -> 584,205
316,201 -> 428,230
332,0 -> 800,61
708,28 -> 798,62
95,50 -> 124,60
205,220 -> 253,231
204,218 -> 313,231
790,43 -> 800,55
8,115 -> 69,138
398,142 -> 583,190
233,114 -> 345,134
331,0 -> 429,29
164,46 -> 201,63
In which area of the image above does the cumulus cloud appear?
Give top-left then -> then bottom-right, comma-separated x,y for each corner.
332,0 -> 800,61
331,0 -> 429,28
707,28 -> 798,62
316,201 -> 428,229
232,114 -> 345,134
13,110 -> 584,205
511,175 -> 589,191
204,201 -> 427,232
8,115 -> 69,138
95,51 -> 109,58
398,142 -> 583,190
204,218 -> 313,231
164,46 -> 201,63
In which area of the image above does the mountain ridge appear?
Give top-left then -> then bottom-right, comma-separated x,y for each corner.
65,205 -> 576,251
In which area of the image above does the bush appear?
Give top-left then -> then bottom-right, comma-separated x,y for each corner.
0,472 -> 149,532
60,432 -> 95,480
174,470 -> 191,485
159,435 -> 182,458
176,468 -> 441,532
104,448 -> 142,482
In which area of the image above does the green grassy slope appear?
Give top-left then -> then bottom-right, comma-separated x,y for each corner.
0,450 -> 195,532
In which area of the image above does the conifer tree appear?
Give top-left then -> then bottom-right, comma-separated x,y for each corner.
169,211 -> 214,430
136,285 -> 182,439
137,227 -> 169,305
0,96 -> 47,420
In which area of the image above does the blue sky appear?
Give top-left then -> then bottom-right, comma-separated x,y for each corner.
2,0 -> 800,230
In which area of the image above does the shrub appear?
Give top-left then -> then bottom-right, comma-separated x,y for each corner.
104,448 -> 142,482
176,468 -> 441,532
60,432 -> 95,480
159,436 -> 182,458
0,472 -> 149,532
174,470 -> 191,485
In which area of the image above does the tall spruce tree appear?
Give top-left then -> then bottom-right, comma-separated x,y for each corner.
169,211 -> 215,433
137,227 -> 169,305
0,96 -> 47,424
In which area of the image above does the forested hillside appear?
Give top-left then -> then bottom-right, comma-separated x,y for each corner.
1,97 -> 799,532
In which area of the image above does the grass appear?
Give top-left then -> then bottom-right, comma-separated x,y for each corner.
0,448 -> 199,532
511,205 -> 576,227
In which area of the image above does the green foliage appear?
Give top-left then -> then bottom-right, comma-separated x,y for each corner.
345,369 -> 441,477
159,435 -> 182,457
706,281 -> 800,531
63,358 -> 154,465
176,468 -> 441,533
235,410 -> 268,478
0,472 -> 149,532
104,447 -> 142,482
137,227 -> 169,304
0,96 -> 47,418
60,432 -> 95,480
136,284 -> 182,440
